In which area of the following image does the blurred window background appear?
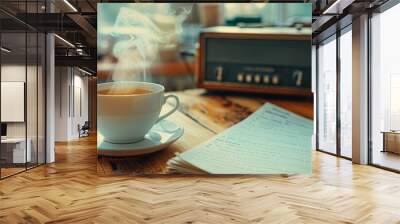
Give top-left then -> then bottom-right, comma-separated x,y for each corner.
97,3 -> 311,91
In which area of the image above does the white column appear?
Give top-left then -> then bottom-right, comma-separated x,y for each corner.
352,14 -> 369,164
46,33 -> 55,163
46,1 -> 56,163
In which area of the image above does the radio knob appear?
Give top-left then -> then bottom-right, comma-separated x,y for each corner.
237,73 -> 244,82
263,75 -> 270,84
245,74 -> 252,83
293,70 -> 303,86
272,75 -> 279,85
254,74 -> 261,83
215,66 -> 223,81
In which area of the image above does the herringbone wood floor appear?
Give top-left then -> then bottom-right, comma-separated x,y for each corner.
2,90 -> 400,223
0,134 -> 400,223
1,135 -> 400,223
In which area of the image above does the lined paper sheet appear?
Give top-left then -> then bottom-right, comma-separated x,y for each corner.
168,103 -> 313,174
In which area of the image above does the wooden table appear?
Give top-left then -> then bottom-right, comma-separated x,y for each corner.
97,89 -> 313,175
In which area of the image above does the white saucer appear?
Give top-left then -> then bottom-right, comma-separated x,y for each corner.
97,120 -> 184,157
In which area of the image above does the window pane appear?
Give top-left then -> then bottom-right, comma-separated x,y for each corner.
318,37 -> 337,154
371,4 -> 400,171
340,29 -> 352,158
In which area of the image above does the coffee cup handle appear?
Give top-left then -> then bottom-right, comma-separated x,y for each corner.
156,94 -> 180,123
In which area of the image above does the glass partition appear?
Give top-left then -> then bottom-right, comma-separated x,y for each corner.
0,1 -> 46,179
1,30 -> 27,177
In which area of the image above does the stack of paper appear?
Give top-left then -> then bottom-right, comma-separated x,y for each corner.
167,103 -> 313,174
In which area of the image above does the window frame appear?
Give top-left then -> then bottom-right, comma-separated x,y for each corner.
315,21 -> 353,160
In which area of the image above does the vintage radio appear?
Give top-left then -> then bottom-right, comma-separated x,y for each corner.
197,26 -> 312,97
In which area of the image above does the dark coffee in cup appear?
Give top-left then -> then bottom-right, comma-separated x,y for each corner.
98,87 -> 152,96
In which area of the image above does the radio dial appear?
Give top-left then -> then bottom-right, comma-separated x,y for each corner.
272,75 -> 279,85
245,74 -> 252,83
216,66 -> 223,81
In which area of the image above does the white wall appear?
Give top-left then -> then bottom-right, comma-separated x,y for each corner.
1,65 -> 37,138
74,73 -> 89,125
71,73 -> 89,138
55,67 -> 69,141
1,65 -> 26,82
54,67 -> 89,141
1,64 -> 46,164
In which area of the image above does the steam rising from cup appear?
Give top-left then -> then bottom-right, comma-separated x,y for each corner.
110,4 -> 192,83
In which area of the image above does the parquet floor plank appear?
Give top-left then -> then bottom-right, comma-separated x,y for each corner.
2,146 -> 400,223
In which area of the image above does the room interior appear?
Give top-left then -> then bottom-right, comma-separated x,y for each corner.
0,0 -> 97,179
0,0 -> 400,222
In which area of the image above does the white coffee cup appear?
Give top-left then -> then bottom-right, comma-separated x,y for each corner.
97,81 -> 180,144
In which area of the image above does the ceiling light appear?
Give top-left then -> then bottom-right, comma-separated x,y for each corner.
1,47 -> 11,53
323,0 -> 354,15
54,34 -> 75,48
63,0 -> 78,12
78,67 -> 93,76
76,48 -> 86,56
323,0 -> 341,14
